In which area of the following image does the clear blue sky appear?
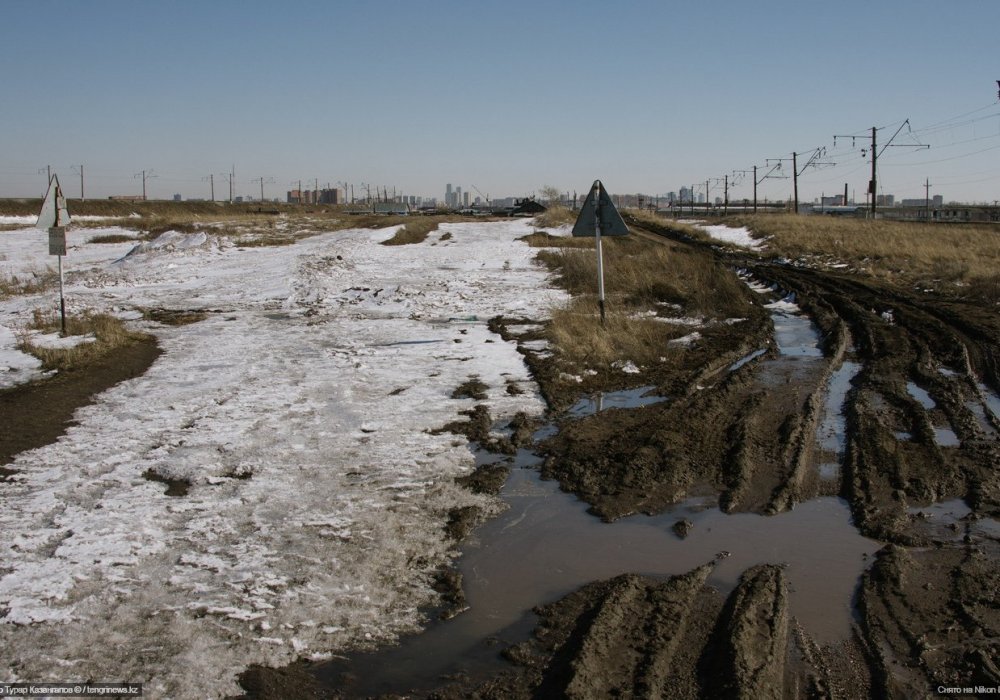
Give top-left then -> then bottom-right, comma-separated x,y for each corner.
2,0 -> 999,204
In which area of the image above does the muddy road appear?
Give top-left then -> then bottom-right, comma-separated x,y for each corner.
240,220 -> 998,699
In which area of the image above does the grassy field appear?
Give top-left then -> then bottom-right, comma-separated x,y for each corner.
730,213 -> 1000,299
525,226 -> 755,371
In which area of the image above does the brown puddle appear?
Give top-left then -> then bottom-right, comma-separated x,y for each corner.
315,447 -> 880,697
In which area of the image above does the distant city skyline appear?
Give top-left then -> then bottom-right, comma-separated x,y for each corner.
2,1 -> 999,205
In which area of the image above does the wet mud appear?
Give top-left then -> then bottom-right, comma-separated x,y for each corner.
0,335 -> 161,467
240,222 -> 999,699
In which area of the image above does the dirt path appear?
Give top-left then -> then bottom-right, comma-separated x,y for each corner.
240,222 -> 998,699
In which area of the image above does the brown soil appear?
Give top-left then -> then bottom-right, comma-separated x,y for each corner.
0,336 -> 161,467
239,221 -> 999,699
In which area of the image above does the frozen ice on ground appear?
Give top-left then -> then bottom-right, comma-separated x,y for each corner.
0,218 -> 567,698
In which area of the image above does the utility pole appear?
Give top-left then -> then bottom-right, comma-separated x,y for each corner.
134,170 -> 156,200
203,174 -> 215,201
253,177 -> 274,202
834,121 -> 928,218
925,177 -> 932,221
869,127 -> 877,217
220,169 -> 234,203
792,152 -> 798,213
38,165 -> 51,196
724,174 -> 729,214
71,165 -> 84,200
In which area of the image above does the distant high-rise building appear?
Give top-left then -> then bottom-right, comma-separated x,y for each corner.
463,191 -> 470,207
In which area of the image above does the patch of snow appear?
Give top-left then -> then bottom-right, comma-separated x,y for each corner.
655,316 -> 704,327
668,331 -> 701,346
25,331 -> 96,350
0,218 -> 569,698
612,360 -> 640,374
0,215 -> 39,225
0,325 -> 46,388
691,223 -> 763,250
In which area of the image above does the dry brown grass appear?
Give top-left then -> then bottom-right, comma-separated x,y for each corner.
521,231 -> 593,249
533,206 -> 577,228
547,302 -> 680,368
535,235 -> 748,318
533,231 -> 754,371
733,214 -> 1000,294
381,218 -> 441,246
626,209 -> 714,242
87,233 -> 137,244
18,310 -> 150,371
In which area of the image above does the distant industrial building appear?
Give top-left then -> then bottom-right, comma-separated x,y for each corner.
287,188 -> 344,204
900,196 -> 943,207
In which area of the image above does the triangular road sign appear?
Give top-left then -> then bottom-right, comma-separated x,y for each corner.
572,181 -> 628,237
37,174 -> 71,230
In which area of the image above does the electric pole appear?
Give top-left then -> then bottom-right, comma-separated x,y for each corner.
39,165 -> 51,196
834,121 -> 928,218
253,177 -> 274,202
134,170 -> 157,200
203,174 -> 215,201
870,127 -> 877,217
792,152 -> 798,213
220,169 -> 234,204
72,165 -> 84,200
925,177 -> 932,221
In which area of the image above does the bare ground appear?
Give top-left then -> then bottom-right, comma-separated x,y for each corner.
3,215 -> 995,698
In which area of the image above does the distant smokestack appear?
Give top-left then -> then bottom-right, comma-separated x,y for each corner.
844,183 -> 849,205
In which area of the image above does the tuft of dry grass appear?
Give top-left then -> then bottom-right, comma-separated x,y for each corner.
547,302 -> 679,368
521,231 -> 593,249
533,206 -> 577,229
18,310 -> 151,371
87,233 -> 137,244
381,218 -> 441,246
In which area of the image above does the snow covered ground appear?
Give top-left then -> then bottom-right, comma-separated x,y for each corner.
681,220 -> 764,250
0,218 -> 567,697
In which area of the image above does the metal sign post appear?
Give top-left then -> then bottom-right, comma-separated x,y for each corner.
36,174 -> 71,336
571,180 -> 628,325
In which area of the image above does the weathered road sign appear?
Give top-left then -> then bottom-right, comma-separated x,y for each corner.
36,175 -> 71,334
48,226 -> 67,256
37,175 -> 71,233
572,181 -> 629,237
570,180 -> 629,324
